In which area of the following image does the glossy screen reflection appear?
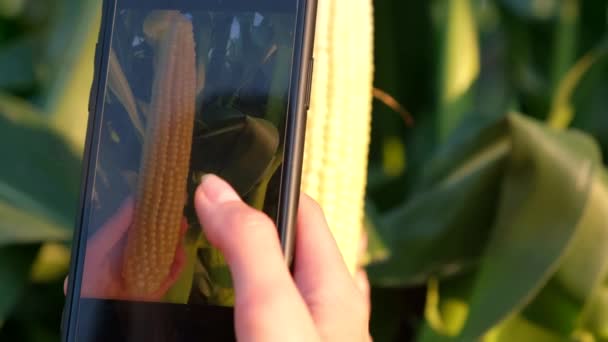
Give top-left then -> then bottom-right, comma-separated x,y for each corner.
80,6 -> 297,309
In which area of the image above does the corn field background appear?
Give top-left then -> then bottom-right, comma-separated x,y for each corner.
1,0 -> 608,341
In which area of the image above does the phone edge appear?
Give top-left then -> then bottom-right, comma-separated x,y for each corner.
61,0 -> 116,340
278,0 -> 318,266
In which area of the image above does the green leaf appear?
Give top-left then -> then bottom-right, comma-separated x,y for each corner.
415,274 -> 474,342
521,278 -> 581,336
499,0 -> 560,20
363,199 -> 390,265
0,245 -> 39,326
192,113 -> 280,197
436,0 -> 480,139
458,113 -> 602,340
583,286 -> 608,339
548,41 -> 608,130
0,196 -> 70,246
483,315 -> 567,342
0,97 -> 81,243
0,37 -> 36,90
41,0 -> 100,151
556,170 -> 608,301
0,0 -> 26,18
519,170 -> 608,336
368,117 -> 508,286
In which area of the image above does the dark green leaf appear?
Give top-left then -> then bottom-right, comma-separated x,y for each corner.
0,37 -> 35,90
521,278 -> 581,336
520,170 -> 608,336
499,0 -> 560,20
192,113 -> 280,196
363,199 -> 390,265
0,96 -> 80,245
367,126 -> 507,286
458,113 -> 602,340
0,245 -> 39,325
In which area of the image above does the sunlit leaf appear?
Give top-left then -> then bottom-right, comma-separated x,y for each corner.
436,0 -> 480,139
583,286 -> 608,339
42,0 -> 100,152
483,315 -> 565,342
548,41 -> 608,130
29,242 -> 70,283
0,0 -> 26,18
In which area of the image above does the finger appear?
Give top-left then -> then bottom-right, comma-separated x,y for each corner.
294,195 -> 369,341
355,269 -> 371,314
293,195 -> 354,294
194,175 -> 318,341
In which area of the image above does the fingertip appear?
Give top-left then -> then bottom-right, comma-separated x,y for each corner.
299,193 -> 324,217
197,174 -> 240,205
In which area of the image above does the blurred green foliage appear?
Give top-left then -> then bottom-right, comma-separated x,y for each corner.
1,0 -> 608,341
367,0 -> 608,341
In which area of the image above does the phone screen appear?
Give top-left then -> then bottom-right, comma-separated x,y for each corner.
70,0 -> 301,340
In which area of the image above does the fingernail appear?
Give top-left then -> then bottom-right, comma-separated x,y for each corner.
199,174 -> 240,204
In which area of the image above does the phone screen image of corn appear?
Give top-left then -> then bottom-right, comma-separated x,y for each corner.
83,7 -> 297,307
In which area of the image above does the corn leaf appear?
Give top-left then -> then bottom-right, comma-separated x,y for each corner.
0,37 -> 35,90
499,0 -> 560,20
367,115 -> 508,286
522,169 -> 608,336
0,95 -> 80,245
436,0 -> 480,139
42,0 -> 100,152
0,245 -> 39,326
458,113 -> 603,340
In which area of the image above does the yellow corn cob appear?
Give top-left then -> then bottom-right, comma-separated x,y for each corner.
122,12 -> 197,296
301,0 -> 374,274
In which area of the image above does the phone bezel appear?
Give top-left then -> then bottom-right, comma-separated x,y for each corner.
61,0 -> 317,340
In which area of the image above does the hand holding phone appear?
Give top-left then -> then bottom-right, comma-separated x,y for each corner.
194,175 -> 371,342
63,0 -> 318,340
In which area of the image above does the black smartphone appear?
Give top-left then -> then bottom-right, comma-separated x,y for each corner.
62,0 -> 316,340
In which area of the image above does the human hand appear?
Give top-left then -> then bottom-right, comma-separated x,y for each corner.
195,175 -> 371,342
78,198 -> 187,301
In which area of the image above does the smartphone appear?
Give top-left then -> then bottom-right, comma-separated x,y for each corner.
62,0 -> 316,340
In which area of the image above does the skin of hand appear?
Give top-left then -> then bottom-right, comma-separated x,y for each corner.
78,198 -> 188,301
195,174 -> 372,342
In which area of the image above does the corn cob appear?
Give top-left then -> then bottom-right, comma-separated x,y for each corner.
301,0 -> 374,274
122,12 -> 197,296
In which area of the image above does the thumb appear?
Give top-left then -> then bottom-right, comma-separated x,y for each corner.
194,175 -> 318,342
